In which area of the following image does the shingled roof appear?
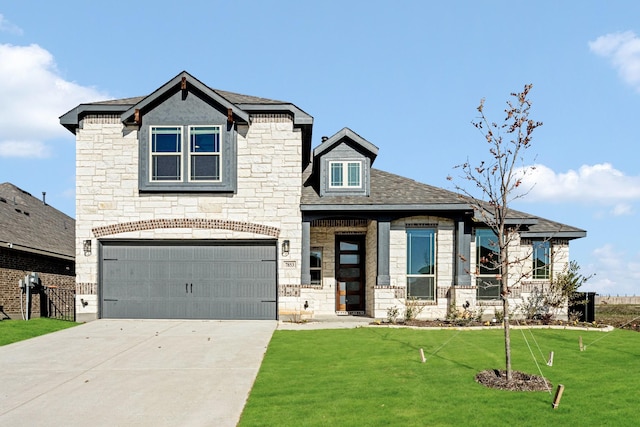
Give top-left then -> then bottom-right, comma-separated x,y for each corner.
301,168 -> 586,238
0,183 -> 75,260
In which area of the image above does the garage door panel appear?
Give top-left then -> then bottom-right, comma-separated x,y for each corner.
101,242 -> 277,320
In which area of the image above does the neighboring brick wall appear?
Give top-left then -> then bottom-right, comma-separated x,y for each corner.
0,247 -> 75,317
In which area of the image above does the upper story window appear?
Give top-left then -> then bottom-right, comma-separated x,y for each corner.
151,127 -> 182,181
532,240 -> 551,279
406,228 -> 436,301
150,125 -> 222,183
329,161 -> 361,188
189,126 -> 221,181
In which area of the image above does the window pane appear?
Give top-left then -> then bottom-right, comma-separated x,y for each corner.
407,229 -> 435,275
340,254 -> 359,264
310,270 -> 321,285
347,162 -> 360,186
477,229 -> 500,274
407,277 -> 435,300
533,241 -> 551,279
152,155 -> 180,180
339,241 -> 359,251
346,281 -> 360,292
310,249 -> 322,268
339,268 -> 360,278
152,127 -> 181,153
330,162 -> 343,186
191,127 -> 220,153
191,155 -> 220,181
477,277 -> 501,300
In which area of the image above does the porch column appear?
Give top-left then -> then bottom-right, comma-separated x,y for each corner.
377,220 -> 390,286
455,220 -> 471,286
301,220 -> 311,285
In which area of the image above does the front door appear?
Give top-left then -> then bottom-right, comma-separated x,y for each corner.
335,235 -> 365,313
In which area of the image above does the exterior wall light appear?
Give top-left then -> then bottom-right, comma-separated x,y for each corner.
83,239 -> 92,256
282,240 -> 290,256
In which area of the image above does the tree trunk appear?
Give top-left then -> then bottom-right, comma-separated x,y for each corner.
503,296 -> 512,382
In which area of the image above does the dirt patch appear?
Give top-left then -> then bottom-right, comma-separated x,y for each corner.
475,369 -> 552,391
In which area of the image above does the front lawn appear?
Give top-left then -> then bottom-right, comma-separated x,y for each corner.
0,318 -> 78,346
240,327 -> 639,426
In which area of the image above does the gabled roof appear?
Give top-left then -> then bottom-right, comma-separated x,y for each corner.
301,168 -> 586,239
313,127 -> 378,162
59,71 -> 313,133
0,183 -> 75,260
120,71 -> 250,125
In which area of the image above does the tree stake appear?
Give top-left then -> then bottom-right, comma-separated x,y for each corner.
552,384 -> 565,409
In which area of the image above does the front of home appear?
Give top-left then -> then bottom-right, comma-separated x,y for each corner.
60,71 -> 585,323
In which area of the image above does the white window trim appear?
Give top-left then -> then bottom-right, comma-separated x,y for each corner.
150,125 -> 183,183
187,125 -> 222,183
329,160 -> 362,188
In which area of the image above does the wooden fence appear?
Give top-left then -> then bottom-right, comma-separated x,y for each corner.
595,296 -> 640,305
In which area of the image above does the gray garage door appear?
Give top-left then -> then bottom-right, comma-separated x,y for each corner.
100,241 -> 277,320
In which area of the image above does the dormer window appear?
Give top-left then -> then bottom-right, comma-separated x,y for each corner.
329,161 -> 362,188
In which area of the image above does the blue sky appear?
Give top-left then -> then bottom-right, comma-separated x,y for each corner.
1,1 -> 640,296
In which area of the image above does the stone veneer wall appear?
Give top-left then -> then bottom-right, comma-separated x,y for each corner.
75,116 -> 302,321
384,216 -> 455,320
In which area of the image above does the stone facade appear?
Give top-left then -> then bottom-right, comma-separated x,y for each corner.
75,117 -> 302,321
65,72 -> 583,322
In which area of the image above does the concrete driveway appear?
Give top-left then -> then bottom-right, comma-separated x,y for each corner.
0,319 -> 276,427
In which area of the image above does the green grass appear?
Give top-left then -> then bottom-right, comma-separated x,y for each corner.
240,327 -> 640,426
0,318 -> 78,346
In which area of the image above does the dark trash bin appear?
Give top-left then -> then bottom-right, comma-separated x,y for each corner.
569,292 -> 596,322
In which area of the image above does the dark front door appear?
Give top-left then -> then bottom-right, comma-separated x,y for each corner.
335,235 -> 365,313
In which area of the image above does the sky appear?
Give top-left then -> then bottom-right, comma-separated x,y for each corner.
1,1 -> 640,296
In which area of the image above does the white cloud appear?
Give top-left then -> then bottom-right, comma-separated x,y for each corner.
516,163 -> 640,205
0,140 -> 50,158
610,203 -> 634,216
0,14 -> 23,35
586,244 -> 640,296
589,31 -> 640,91
0,43 -> 110,158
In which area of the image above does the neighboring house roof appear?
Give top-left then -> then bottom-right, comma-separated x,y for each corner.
0,183 -> 75,260
301,168 -> 586,239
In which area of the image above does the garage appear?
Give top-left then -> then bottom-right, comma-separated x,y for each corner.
99,241 -> 277,320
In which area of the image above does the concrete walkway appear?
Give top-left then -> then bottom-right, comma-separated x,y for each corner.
0,319 -> 276,427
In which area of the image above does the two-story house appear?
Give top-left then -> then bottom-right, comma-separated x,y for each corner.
60,71 -> 586,323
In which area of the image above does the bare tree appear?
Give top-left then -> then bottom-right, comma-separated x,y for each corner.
449,84 -> 542,382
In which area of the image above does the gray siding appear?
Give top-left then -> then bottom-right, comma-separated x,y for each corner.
319,142 -> 371,197
138,89 -> 238,192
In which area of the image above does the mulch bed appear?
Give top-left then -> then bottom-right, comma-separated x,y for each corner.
475,369 -> 552,391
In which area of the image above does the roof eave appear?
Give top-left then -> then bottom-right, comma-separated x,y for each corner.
59,104 -> 133,135
0,240 -> 75,261
300,203 -> 473,212
236,103 -> 313,126
313,127 -> 379,159
521,230 -> 587,240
